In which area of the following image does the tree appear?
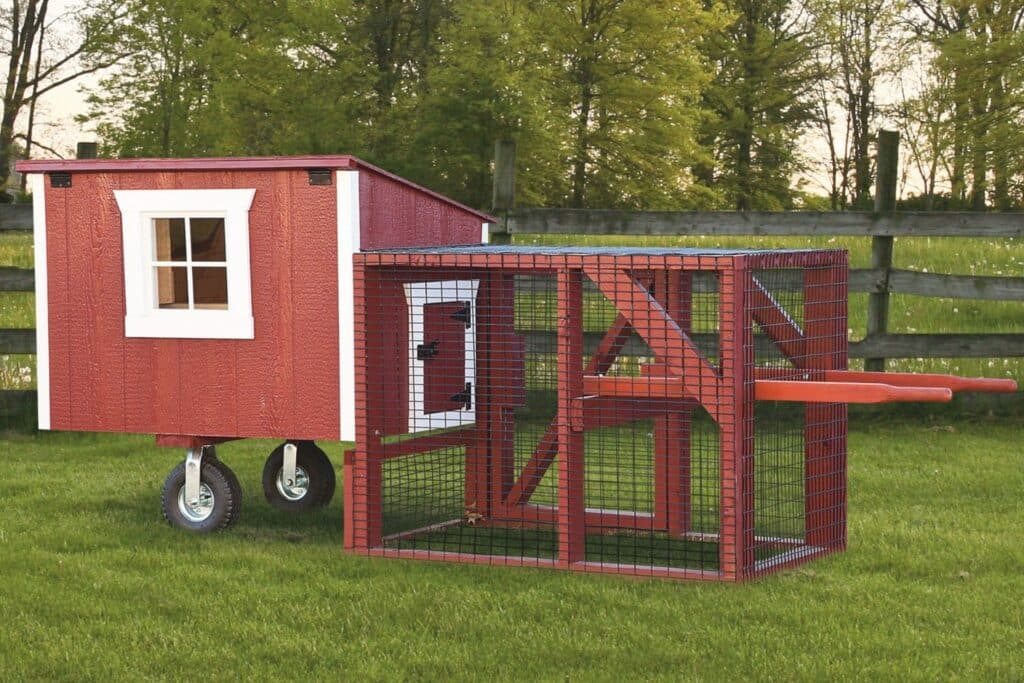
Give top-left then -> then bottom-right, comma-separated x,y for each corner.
907,1 -> 1024,210
695,1 -> 820,210
809,0 -> 904,209
523,0 -> 721,209
0,0 -> 126,194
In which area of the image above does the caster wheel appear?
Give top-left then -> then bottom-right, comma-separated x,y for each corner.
262,441 -> 335,512
161,456 -> 242,532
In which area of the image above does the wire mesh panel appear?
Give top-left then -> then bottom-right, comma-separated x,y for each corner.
348,247 -> 848,581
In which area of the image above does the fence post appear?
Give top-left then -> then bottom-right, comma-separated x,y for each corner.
865,130 -> 899,372
490,139 -> 516,245
76,141 -> 98,160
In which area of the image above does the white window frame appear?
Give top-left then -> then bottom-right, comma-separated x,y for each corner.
114,188 -> 256,339
403,279 -> 479,433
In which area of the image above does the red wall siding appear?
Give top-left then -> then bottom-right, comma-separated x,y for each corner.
45,169 -> 340,440
358,168 -> 483,249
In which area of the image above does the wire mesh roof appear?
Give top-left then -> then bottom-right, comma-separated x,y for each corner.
368,245 -> 836,257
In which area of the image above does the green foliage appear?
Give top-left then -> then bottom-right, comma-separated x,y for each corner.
80,0 -> 722,209
694,0 -> 820,210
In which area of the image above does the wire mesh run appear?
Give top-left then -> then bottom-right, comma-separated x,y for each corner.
347,247 -> 848,581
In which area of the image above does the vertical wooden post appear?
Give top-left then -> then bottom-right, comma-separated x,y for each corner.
652,268 -> 693,536
865,130 -> 899,372
803,256 -> 849,550
76,142 -> 98,159
717,263 -> 755,580
490,139 -> 516,246
557,268 -> 585,566
346,261 -> 383,550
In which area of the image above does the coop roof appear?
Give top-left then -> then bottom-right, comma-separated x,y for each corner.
15,154 -> 496,223
369,245 -> 832,257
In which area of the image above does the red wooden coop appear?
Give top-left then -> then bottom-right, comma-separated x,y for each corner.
17,156 -> 1015,580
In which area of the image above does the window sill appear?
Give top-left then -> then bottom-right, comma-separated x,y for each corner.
125,311 -> 255,340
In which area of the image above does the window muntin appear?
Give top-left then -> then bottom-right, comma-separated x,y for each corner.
152,216 -> 228,310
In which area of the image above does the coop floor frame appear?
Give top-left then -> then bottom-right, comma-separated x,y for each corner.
346,246 -> 849,582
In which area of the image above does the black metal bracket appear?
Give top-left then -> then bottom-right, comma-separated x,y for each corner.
416,340 -> 440,361
450,382 -> 473,410
307,168 -> 332,186
49,172 -> 72,188
450,303 -> 471,328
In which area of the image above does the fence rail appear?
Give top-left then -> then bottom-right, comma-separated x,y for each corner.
491,132 -> 1024,381
2,133 -> 1021,421
505,208 -> 1024,238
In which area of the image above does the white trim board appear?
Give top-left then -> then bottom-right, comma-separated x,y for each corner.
114,188 -> 256,339
403,279 -> 479,433
30,174 -> 50,430
337,170 -> 360,442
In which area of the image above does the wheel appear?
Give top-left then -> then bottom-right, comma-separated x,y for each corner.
262,441 -> 335,512
161,457 -> 242,532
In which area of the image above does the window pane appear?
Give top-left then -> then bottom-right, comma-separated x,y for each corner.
155,266 -> 189,308
193,267 -> 228,309
190,217 -> 226,262
154,218 -> 187,261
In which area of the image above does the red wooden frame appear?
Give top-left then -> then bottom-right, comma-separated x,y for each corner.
346,247 -> 1013,581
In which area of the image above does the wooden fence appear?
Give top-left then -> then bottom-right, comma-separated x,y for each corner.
491,133 -> 1024,370
1,133 -> 1020,421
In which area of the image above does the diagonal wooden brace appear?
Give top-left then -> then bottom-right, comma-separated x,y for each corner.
504,313 -> 635,508
583,266 -> 723,421
747,273 -> 806,362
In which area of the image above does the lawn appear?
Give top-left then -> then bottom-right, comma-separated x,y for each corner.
0,419 -> 1021,680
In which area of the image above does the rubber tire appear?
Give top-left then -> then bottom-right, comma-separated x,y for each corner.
262,441 -> 336,512
161,458 -> 242,533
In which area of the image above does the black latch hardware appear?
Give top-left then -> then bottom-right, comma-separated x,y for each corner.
307,169 -> 332,186
450,303 -> 471,328
416,340 -> 440,360
49,172 -> 72,188
450,382 -> 473,410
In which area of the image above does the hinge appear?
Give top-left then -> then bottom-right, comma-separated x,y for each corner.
49,172 -> 72,188
307,168 -> 332,186
416,340 -> 439,361
450,303 -> 471,328
450,382 -> 472,410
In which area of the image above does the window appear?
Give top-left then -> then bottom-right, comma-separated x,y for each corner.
115,189 -> 256,339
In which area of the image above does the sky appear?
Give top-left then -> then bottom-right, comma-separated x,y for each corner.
20,0 -> 100,159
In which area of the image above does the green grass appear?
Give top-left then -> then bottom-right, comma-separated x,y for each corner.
0,421 -> 1022,680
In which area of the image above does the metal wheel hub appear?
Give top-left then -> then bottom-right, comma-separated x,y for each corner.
276,466 -> 310,501
178,482 -> 215,522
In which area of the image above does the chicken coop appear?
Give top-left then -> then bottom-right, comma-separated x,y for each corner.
345,246 -> 1013,581
17,155 -> 1015,579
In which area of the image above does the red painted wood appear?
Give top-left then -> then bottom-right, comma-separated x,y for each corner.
422,301 -> 469,414
583,266 -> 723,421
504,309 -> 641,508
358,168 -> 487,250
287,170 -> 340,436
47,168 -> 340,440
380,428 -> 476,460
803,263 -> 849,550
717,267 -> 756,580
747,274 -> 806,361
756,380 -> 952,403
557,269 -> 585,566
18,155 -> 358,173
